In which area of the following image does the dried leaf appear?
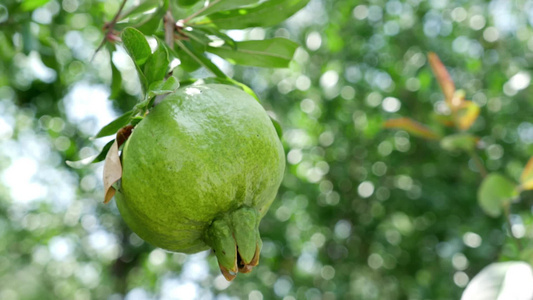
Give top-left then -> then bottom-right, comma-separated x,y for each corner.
521,157 -> 533,190
428,52 -> 455,106
456,100 -> 480,131
103,140 -> 122,204
383,118 -> 441,140
116,125 -> 134,148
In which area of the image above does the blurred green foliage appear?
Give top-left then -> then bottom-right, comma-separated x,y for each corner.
1,0 -> 533,299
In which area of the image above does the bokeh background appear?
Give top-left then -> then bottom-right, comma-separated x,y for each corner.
1,0 -> 533,299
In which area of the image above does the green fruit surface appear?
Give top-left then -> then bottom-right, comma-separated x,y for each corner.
116,84 -> 285,254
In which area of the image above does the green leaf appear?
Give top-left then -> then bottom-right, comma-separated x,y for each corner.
135,13 -> 163,36
0,32 -> 15,60
144,40 -> 170,85
95,110 -> 134,138
194,26 -> 236,49
66,139 -> 115,168
91,140 -> 115,164
176,40 -> 227,78
138,0 -> 168,35
141,77 -> 181,110
383,118 -> 441,140
440,133 -> 479,152
229,79 -> 259,101
207,38 -> 298,68
462,262 -> 533,300
178,0 -> 202,6
163,41 -> 202,72
270,117 -> 282,139
120,0 -> 160,20
131,116 -> 144,127
108,50 -> 123,99
0,5 -> 8,24
183,29 -> 213,46
196,0 -> 261,17
199,0 -> 310,29
121,27 -> 152,67
117,0 -> 168,35
477,173 -> 518,217
21,0 -> 50,11
148,76 -> 180,97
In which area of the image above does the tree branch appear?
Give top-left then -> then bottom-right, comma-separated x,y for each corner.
164,10 -> 175,50
470,151 -> 488,178
91,0 -> 128,61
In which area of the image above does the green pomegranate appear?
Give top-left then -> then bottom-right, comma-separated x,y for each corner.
114,84 -> 285,280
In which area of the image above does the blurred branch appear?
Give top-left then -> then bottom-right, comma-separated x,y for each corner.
504,204 -> 523,252
470,151 -> 487,178
91,0 -> 129,61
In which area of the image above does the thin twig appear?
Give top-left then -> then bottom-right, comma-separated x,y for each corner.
470,151 -> 488,178
182,0 -> 221,24
91,0 -> 129,61
504,204 -> 523,252
110,0 -> 128,26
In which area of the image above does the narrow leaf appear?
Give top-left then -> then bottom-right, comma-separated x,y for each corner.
199,0 -> 310,30
477,173 -> 518,217
94,110 -> 134,138
184,29 -> 213,46
149,76 -> 180,94
455,100 -> 480,131
176,40 -> 227,78
520,157 -> 533,190
195,26 -> 236,49
91,140 -> 115,164
270,117 -> 282,139
207,38 -> 299,68
144,40 -> 170,85
103,140 -> 122,204
66,156 -> 96,169
66,140 -> 115,169
110,59 -> 122,100
135,12 -> 163,36
121,27 -> 152,67
136,0 -> 168,35
461,262 -> 533,300
383,118 -> 441,140
428,52 -> 455,106
21,0 -> 50,11
120,0 -> 160,20
440,133 -> 479,152
178,0 -> 202,6
196,0 -> 261,17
